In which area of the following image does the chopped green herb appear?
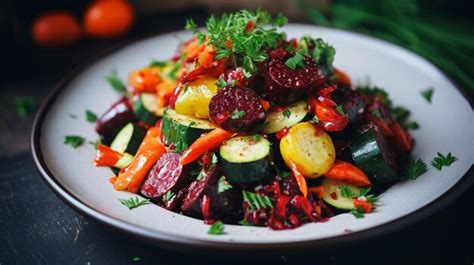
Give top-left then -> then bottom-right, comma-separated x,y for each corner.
421,87 -> 434,103
285,52 -> 305,70
238,219 -> 254,226
217,176 -> 233,193
149,60 -> 167,68
185,18 -> 198,30
211,153 -> 218,164
14,96 -> 36,117
356,86 -> 392,107
404,159 -> 428,180
390,106 -> 410,122
282,108 -> 292,118
168,52 -> 187,80
249,134 -> 262,142
372,109 -> 381,118
216,75 -> 227,88
339,185 -> 358,198
359,188 -> 378,205
279,170 -> 291,179
106,71 -> 126,93
274,13 -> 288,27
230,110 -> 246,119
404,121 -> 419,130
311,38 -> 335,72
188,120 -> 197,127
132,256 -> 141,262
310,116 -> 319,124
351,208 -> 364,218
64,135 -> 85,148
85,110 -> 98,123
119,197 -> 150,210
335,105 -> 345,115
162,191 -> 175,203
196,170 -> 207,181
242,191 -> 273,211
207,220 -> 225,235
431,152 -> 457,171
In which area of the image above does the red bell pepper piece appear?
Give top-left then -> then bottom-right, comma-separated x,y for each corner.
308,94 -> 348,132
180,128 -> 234,165
289,160 -> 308,197
389,121 -> 413,153
114,127 -> 167,193
94,144 -> 123,167
324,160 -> 371,187
352,198 -> 373,213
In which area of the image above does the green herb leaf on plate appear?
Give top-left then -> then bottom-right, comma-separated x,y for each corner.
106,71 -> 126,93
64,135 -> 85,148
431,152 -> 457,171
85,110 -> 98,123
421,87 -> 434,103
119,197 -> 151,210
217,176 -> 233,193
404,159 -> 428,180
242,191 -> 273,211
207,220 -> 225,235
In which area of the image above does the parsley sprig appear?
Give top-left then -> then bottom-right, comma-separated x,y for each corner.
431,152 -> 457,171
119,197 -> 151,210
242,191 -> 273,211
106,71 -> 126,93
230,110 -> 246,119
421,87 -> 434,103
64,135 -> 85,148
404,159 -> 428,180
217,176 -> 233,193
85,110 -> 98,123
187,9 -> 287,76
207,220 -> 225,235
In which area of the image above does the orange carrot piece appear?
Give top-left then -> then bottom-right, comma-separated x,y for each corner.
324,160 -> 371,187
259,98 -> 270,111
198,45 -> 216,68
128,67 -> 161,93
113,127 -> 166,192
308,186 -> 325,198
94,144 -> 123,167
180,128 -> 234,165
290,160 -> 308,197
333,67 -> 352,86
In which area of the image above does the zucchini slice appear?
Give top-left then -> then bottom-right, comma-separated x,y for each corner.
321,178 -> 360,210
110,123 -> 146,155
219,135 -> 272,183
113,153 -> 134,169
262,101 -> 308,134
133,93 -> 164,125
161,109 -> 215,153
351,124 -> 398,184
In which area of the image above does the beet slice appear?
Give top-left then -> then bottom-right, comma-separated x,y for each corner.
263,49 -> 322,105
331,85 -> 366,126
181,166 -> 242,221
140,153 -> 190,199
95,97 -> 138,144
209,87 -> 266,132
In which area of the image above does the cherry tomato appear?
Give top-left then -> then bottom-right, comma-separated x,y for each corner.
83,0 -> 134,38
31,12 -> 81,48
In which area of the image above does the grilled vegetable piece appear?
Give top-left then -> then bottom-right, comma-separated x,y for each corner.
351,123 -> 398,184
321,178 -> 360,210
140,152 -> 191,199
262,101 -> 308,134
132,93 -> 163,125
94,144 -> 133,169
95,97 -> 138,144
174,76 -> 219,119
110,122 -> 147,155
181,166 -> 241,221
128,67 -> 161,93
180,128 -> 234,165
280,122 -> 336,178
161,109 -> 215,153
324,160 -> 371,187
331,85 -> 365,126
263,48 -> 323,105
209,86 -> 266,132
219,135 -> 272,183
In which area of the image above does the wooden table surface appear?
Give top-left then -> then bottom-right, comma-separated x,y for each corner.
0,9 -> 472,265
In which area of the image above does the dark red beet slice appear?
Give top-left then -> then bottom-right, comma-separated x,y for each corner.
140,153 -> 190,199
331,85 -> 366,126
95,97 -> 138,144
209,87 -> 265,132
263,50 -> 322,105
181,166 -> 242,221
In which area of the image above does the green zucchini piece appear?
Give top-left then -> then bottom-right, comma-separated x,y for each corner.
322,178 -> 360,210
351,124 -> 398,184
113,153 -> 134,169
219,135 -> 272,183
133,93 -> 164,125
110,122 -> 146,155
162,109 -> 215,153
262,101 -> 308,134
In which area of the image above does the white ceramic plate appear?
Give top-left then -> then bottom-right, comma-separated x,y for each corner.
32,24 -> 473,252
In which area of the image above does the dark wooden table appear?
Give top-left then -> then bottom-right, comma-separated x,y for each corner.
0,9 -> 472,265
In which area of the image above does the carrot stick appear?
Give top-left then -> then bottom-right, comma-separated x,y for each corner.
180,128 -> 234,165
94,144 -> 123,167
289,160 -> 308,198
114,127 -> 166,193
324,160 -> 371,187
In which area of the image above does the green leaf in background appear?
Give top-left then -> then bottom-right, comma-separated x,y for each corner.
296,0 -> 474,97
14,96 -> 36,117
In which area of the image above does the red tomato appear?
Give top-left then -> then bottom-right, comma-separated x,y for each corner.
31,12 -> 81,48
83,0 -> 134,38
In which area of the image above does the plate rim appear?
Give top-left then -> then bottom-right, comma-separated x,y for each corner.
30,24 -> 474,253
